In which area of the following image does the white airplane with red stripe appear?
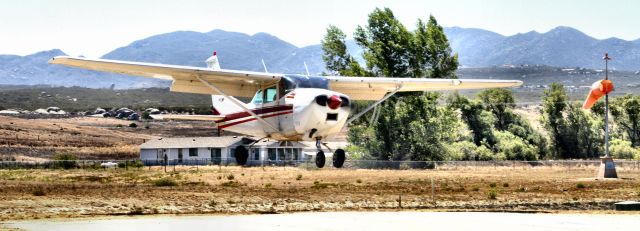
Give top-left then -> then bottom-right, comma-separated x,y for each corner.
49,52 -> 522,168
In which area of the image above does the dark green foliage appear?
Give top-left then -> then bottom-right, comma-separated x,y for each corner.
541,83 -> 603,159
478,89 -> 515,131
321,25 -> 368,77
610,95 -> 640,147
128,123 -> 138,128
53,153 -> 77,169
153,178 -> 178,187
141,111 -> 152,120
32,187 -> 46,196
337,8 -> 463,161
447,92 -> 496,147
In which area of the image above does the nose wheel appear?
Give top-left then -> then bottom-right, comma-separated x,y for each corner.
315,150 -> 325,168
333,149 -> 345,168
314,138 -> 346,169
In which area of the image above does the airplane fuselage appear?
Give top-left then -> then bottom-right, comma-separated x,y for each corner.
215,75 -> 351,141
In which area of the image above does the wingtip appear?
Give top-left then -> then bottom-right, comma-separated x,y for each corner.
48,55 -> 70,64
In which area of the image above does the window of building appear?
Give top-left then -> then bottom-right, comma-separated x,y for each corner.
189,148 -> 198,157
252,148 -> 260,160
268,148 -> 276,161
278,148 -> 285,161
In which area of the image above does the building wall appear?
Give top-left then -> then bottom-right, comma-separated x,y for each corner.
140,145 -> 306,164
140,149 -> 157,160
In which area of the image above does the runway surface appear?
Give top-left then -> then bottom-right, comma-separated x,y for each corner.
6,211 -> 640,231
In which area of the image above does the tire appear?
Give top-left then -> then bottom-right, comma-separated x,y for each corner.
315,150 -> 325,168
333,149 -> 345,168
234,146 -> 248,166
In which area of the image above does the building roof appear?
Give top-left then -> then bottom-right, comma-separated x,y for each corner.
140,136 -> 252,149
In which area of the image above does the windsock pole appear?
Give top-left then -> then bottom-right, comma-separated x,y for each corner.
604,53 -> 611,158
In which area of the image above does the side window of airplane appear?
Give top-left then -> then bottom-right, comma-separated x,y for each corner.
251,89 -> 263,104
263,85 -> 277,103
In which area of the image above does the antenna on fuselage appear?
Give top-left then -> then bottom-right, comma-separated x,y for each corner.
304,62 -> 310,76
261,59 -> 269,73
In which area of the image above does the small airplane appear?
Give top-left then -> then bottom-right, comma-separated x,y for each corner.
49,52 -> 522,168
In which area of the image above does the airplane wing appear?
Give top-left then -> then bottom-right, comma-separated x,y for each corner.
149,114 -> 224,122
49,56 -> 282,98
325,76 -> 523,100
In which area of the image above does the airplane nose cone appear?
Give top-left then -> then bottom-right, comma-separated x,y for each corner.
328,94 -> 342,110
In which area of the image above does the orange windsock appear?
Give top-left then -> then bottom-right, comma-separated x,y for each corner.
582,79 -> 614,109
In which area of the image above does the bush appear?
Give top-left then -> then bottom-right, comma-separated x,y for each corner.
53,153 -> 77,169
487,188 -> 498,200
609,139 -> 639,159
493,131 -> 538,161
128,122 -> 138,128
296,174 -> 303,181
576,182 -> 585,189
32,187 -> 46,196
141,111 -> 152,120
227,174 -> 235,180
153,178 -> 177,187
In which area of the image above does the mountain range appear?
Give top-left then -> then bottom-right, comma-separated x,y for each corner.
1,26 -> 639,88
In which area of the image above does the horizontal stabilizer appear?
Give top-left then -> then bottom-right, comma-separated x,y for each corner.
150,114 -> 224,121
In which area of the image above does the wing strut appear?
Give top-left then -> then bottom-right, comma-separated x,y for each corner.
345,85 -> 403,126
195,75 -> 280,132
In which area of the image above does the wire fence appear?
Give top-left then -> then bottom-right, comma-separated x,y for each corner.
1,158 -> 640,171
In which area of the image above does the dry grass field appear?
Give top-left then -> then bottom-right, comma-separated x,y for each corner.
0,165 -> 639,220
0,115 -> 224,160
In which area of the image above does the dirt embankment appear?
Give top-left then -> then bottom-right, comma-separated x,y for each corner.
0,116 -> 225,160
0,166 -> 639,220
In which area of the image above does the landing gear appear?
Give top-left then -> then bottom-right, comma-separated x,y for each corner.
315,150 -> 325,168
315,138 -> 325,168
333,149 -> 345,168
234,146 -> 248,166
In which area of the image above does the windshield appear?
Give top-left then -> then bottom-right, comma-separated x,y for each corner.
251,85 -> 278,104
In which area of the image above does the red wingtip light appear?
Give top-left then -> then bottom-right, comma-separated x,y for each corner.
213,51 -> 217,56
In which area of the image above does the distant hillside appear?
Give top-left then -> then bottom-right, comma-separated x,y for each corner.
445,26 -> 640,70
1,26 -> 640,89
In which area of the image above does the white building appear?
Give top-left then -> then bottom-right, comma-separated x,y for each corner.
139,136 -> 309,165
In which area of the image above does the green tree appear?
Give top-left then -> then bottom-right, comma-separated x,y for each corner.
541,83 -> 602,159
541,83 -> 568,158
330,8 -> 463,161
477,88 -> 515,130
354,8 -> 413,77
412,15 -> 459,78
447,92 -> 496,147
321,25 -> 367,76
610,94 -> 640,147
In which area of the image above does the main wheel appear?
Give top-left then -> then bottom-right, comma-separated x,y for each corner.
333,149 -> 345,168
234,146 -> 248,166
315,150 -> 325,168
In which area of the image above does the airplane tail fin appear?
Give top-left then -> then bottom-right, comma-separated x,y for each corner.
205,51 -> 221,70
211,95 -> 244,115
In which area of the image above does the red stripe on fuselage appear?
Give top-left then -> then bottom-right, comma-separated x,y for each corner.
217,110 -> 292,129
219,105 -> 293,123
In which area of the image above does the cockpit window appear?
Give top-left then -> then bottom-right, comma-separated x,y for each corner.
264,86 -> 277,103
251,89 -> 263,104
250,85 -> 277,104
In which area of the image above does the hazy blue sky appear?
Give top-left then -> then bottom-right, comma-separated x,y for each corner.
1,0 -> 638,57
